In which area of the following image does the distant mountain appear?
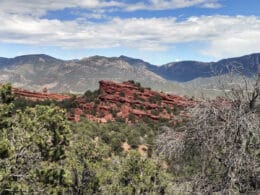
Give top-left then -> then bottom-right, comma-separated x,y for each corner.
0,54 -> 62,66
118,55 -> 152,67
149,61 -> 212,82
0,57 -> 9,68
0,53 -> 259,94
0,54 -> 171,93
212,53 -> 260,76
151,53 -> 260,82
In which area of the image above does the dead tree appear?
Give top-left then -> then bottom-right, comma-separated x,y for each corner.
156,70 -> 260,194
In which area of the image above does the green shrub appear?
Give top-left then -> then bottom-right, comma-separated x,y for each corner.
110,109 -> 118,117
133,93 -> 138,100
151,109 -> 160,116
128,113 -> 136,122
84,89 -> 100,102
148,95 -> 162,104
0,140 -> 12,159
115,117 -> 125,123
119,91 -> 125,97
0,83 -> 14,104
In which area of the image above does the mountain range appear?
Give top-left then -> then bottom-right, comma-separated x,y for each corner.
0,53 -> 259,94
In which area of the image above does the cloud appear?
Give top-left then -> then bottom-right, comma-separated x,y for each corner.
202,29 -> 260,58
0,0 -> 123,17
1,12 -> 260,59
0,1 -> 259,59
201,2 -> 222,9
0,0 -> 222,17
126,0 -> 222,11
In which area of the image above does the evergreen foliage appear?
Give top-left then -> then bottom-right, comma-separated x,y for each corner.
0,84 -> 172,194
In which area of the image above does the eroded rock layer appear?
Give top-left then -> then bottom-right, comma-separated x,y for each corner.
71,80 -> 195,123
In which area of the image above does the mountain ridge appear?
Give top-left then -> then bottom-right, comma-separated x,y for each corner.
1,52 -> 260,66
0,53 -> 259,94
0,53 -> 169,93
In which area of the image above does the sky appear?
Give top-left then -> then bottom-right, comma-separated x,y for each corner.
0,0 -> 259,65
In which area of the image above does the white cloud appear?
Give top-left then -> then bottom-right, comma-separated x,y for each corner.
203,30 -> 260,58
201,2 -> 221,8
1,12 -> 260,59
0,0 -> 222,17
0,1 -> 259,59
0,0 -> 123,17
126,0 -> 221,11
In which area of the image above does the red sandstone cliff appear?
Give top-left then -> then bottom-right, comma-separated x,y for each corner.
71,80 -> 195,123
10,80 -> 195,123
13,88 -> 71,101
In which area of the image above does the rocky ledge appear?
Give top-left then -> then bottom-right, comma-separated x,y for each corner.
10,80 -> 195,123
70,80 -> 195,123
13,88 -> 71,101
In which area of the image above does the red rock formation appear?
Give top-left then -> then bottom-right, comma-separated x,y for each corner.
13,88 -> 70,101
73,80 -> 195,123
10,80 -> 195,123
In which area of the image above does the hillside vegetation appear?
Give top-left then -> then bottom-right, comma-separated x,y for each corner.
0,78 -> 259,194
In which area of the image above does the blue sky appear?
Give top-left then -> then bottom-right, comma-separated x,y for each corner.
0,0 -> 259,65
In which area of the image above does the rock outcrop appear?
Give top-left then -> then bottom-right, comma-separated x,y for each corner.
10,80 -> 195,123
71,80 -> 195,123
13,88 -> 71,101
